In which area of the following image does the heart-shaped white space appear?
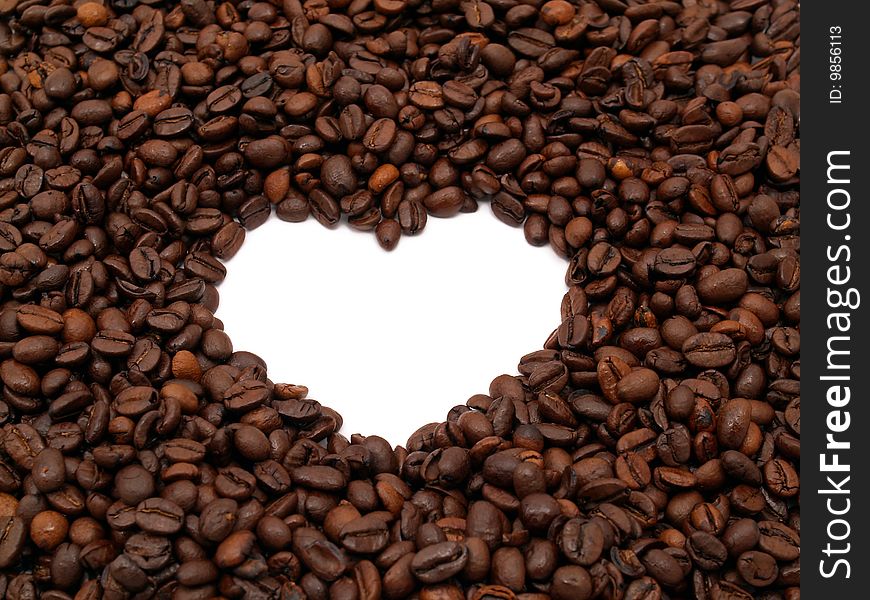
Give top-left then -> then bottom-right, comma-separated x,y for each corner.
219,209 -> 567,445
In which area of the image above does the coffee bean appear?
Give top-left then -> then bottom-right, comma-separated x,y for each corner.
551,565 -> 592,600
199,498 -> 239,542
686,531 -> 728,571
758,521 -> 800,560
763,457 -> 799,498
375,218 -> 401,251
31,448 -> 65,494
113,464 -> 155,505
697,268 -> 749,304
654,248 -> 696,278
17,305 -> 63,335
423,187 -> 465,218
409,82 -> 444,110
153,107 -> 194,137
30,510 -> 68,551
293,527 -> 349,581
411,541 -> 468,583
508,28 -> 555,58
134,498 -> 184,535
363,119 -> 398,153
0,517 -> 27,568
398,200 -> 427,234
339,513 -> 390,554
321,155 -> 356,198
682,333 -> 737,368
558,518 -> 604,566
206,85 -> 243,113
243,136 -> 288,169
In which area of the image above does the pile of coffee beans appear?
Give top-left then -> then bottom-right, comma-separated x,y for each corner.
0,0 -> 800,598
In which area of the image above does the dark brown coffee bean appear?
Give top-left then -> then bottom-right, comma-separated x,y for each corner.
31,448 -> 65,494
697,268 -> 749,304
558,518 -> 604,566
411,541 -> 468,583
398,200 -> 427,234
206,85 -> 243,113
686,531 -> 727,571
682,333 -> 737,368
409,82 -> 444,110
551,565 -> 593,600
363,119 -> 398,153
423,187 -> 465,218
0,517 -> 27,568
200,498 -> 239,542
135,498 -> 183,535
508,29 -> 555,58
153,107 -> 194,137
339,514 -> 389,554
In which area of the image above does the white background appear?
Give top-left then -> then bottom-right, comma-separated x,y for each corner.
218,209 -> 568,447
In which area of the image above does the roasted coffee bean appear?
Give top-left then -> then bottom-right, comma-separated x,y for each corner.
134,498 -> 184,535
682,333 -> 737,368
558,518 -> 604,566
153,107 -> 194,137
0,517 -> 28,568
551,564 -> 593,600
199,498 -> 239,542
31,448 -> 65,494
398,200 -> 428,235
424,187 -> 466,218
686,531 -> 728,571
411,541 -> 468,583
339,513 -> 390,554
363,119 -> 398,153
206,85 -> 243,113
